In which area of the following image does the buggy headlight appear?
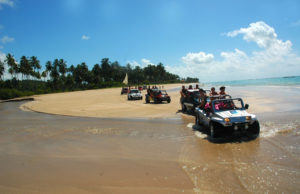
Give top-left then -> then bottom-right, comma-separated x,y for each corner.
224,118 -> 230,123
246,116 -> 252,121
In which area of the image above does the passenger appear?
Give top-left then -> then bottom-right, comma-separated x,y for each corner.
209,87 -> 218,101
188,85 -> 193,90
210,87 -> 218,96
219,86 -> 227,98
198,89 -> 207,109
194,84 -> 200,90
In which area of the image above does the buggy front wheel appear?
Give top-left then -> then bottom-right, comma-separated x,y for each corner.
195,115 -> 201,126
209,122 -> 216,138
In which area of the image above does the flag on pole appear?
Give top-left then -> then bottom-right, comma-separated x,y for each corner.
122,73 -> 128,85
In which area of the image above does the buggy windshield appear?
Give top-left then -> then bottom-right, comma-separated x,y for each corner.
161,90 -> 168,95
212,98 -> 245,112
130,89 -> 139,93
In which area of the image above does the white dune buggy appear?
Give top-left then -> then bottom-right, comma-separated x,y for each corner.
127,89 -> 143,100
195,97 -> 260,138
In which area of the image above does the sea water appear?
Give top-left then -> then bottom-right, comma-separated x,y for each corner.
206,76 -> 300,87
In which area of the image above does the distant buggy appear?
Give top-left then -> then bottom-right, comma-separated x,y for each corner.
145,89 -> 171,103
121,87 -> 129,95
195,97 -> 260,138
127,89 -> 143,100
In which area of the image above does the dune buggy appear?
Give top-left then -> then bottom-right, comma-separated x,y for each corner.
121,87 -> 129,95
128,89 -> 143,100
145,89 -> 171,103
180,89 -> 200,114
195,97 -> 260,138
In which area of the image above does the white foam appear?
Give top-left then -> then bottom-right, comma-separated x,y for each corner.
194,131 -> 208,139
187,123 -> 194,128
260,122 -> 298,138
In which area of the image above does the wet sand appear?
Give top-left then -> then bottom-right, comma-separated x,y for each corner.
1,85 -> 300,193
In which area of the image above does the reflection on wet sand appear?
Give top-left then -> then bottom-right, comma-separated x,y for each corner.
0,100 -> 300,193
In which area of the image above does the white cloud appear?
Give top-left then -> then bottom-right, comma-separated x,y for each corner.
226,21 -> 292,52
0,0 -> 14,9
141,58 -> 154,66
81,35 -> 90,40
1,35 -> 14,44
168,21 -> 300,82
127,60 -> 140,68
0,50 -> 5,61
0,50 -> 10,80
127,58 -> 155,68
182,52 -> 214,65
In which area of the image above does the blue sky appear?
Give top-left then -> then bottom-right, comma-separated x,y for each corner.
1,0 -> 300,82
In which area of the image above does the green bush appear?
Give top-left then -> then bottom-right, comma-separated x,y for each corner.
0,89 -> 22,100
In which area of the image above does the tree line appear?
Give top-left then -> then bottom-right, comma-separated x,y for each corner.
0,53 -> 199,100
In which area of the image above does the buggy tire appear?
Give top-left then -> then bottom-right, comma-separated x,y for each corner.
209,122 -> 217,138
247,121 -> 260,138
182,104 -> 187,112
195,114 -> 201,126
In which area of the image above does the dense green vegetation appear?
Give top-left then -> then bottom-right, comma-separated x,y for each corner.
0,54 -> 199,100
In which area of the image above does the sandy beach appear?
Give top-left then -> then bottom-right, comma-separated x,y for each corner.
1,85 -> 300,193
22,84 -> 183,119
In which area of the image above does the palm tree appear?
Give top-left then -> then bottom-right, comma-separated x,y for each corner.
58,59 -> 67,78
30,56 -> 41,80
19,56 -> 31,80
46,60 -> 52,72
100,58 -> 111,82
41,71 -> 47,82
50,59 -> 60,88
92,64 -> 101,84
5,53 -> 18,80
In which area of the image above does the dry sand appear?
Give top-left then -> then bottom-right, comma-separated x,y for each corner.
22,84 -> 183,119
